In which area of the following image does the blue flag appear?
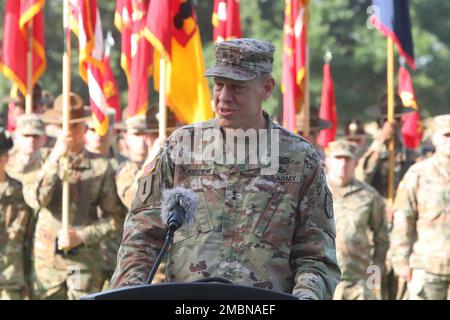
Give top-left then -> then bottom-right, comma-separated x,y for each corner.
371,0 -> 415,69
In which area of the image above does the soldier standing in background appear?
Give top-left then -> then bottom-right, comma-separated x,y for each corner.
325,140 -> 389,300
6,114 -> 50,184
356,94 -> 415,300
0,130 -> 32,299
391,114 -> 450,300
23,92 -> 126,299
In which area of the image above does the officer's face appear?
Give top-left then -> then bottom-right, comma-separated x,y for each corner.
213,75 -> 274,130
325,155 -> 357,187
432,132 -> 450,157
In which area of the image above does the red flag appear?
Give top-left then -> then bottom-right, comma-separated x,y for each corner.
282,0 -> 308,132
102,55 -> 122,122
70,0 -> 109,135
212,0 -> 242,43
317,62 -> 337,149
0,0 -> 46,96
398,66 -> 422,149
115,0 -> 152,117
144,0 -> 213,124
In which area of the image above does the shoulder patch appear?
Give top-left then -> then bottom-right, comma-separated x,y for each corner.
137,174 -> 153,203
325,187 -> 334,219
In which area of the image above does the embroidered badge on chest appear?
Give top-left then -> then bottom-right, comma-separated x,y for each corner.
137,174 -> 153,203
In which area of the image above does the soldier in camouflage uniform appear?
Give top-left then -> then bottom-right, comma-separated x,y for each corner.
7,114 -> 50,184
356,94 -> 416,300
6,113 -> 50,298
356,94 -> 415,201
391,114 -> 450,300
110,38 -> 340,299
0,130 -> 32,299
23,93 -> 126,300
325,140 -> 389,300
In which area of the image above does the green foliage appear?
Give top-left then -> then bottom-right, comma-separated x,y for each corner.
0,0 -> 448,127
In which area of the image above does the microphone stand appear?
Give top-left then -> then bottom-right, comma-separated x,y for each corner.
145,227 -> 175,284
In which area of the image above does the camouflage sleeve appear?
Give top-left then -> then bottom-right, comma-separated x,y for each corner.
291,152 -> 341,300
110,144 -> 174,288
355,140 -> 385,184
115,163 -> 142,209
78,162 -> 127,246
390,169 -> 418,275
369,192 -> 389,269
22,158 -> 60,210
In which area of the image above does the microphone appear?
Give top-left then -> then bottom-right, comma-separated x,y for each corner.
146,187 -> 198,284
161,187 -> 198,232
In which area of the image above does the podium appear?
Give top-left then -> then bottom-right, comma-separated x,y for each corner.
81,278 -> 298,300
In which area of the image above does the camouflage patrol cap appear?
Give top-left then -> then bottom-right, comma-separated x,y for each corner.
433,114 -> 450,135
205,38 -> 275,81
16,113 -> 45,136
326,140 -> 359,160
0,128 -> 13,155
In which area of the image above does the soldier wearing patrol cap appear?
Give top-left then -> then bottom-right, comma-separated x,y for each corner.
390,114 -> 450,300
325,140 -> 389,300
0,129 -> 32,299
6,114 -> 50,184
22,92 -> 126,299
110,38 -> 340,300
5,84 -> 45,132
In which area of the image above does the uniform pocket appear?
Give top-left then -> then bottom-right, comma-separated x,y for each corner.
247,177 -> 294,255
172,177 -> 213,243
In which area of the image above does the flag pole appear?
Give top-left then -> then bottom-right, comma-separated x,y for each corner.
61,0 -> 71,253
303,42 -> 310,138
159,58 -> 167,140
387,36 -> 395,206
26,20 -> 33,114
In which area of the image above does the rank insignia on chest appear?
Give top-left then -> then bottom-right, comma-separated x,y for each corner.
137,174 -> 153,203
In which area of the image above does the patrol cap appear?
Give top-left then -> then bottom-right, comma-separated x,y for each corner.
205,38 -> 275,81
0,128 -> 13,155
433,114 -> 450,135
16,114 -> 45,136
326,140 -> 359,160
